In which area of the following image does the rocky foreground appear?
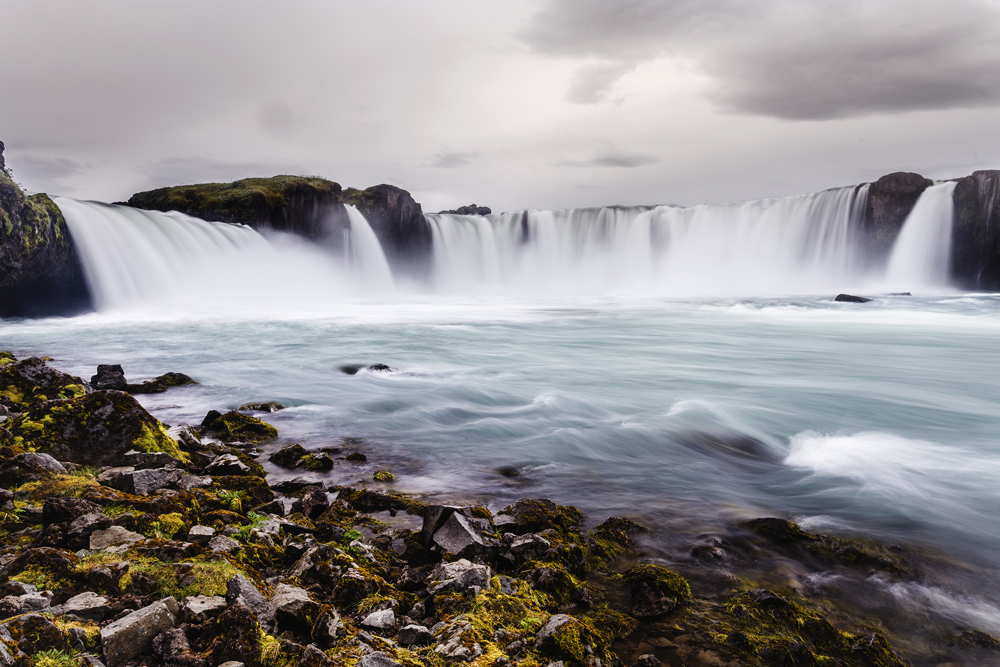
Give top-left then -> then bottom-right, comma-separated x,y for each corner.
0,353 -> 996,667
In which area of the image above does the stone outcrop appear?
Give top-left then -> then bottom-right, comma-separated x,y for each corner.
862,172 -> 933,260
951,170 -> 1000,289
440,204 -> 492,215
0,156 -> 91,317
341,184 -> 431,266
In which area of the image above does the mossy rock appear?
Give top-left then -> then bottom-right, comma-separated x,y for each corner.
0,357 -> 89,412
495,498 -> 584,535
0,352 -> 17,366
744,517 -> 817,543
7,390 -> 187,466
212,476 -> 275,508
270,444 -> 307,468
617,563 -> 693,617
204,410 -> 277,443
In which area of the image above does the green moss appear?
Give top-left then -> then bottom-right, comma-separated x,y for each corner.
133,420 -> 190,463
15,474 -> 99,502
77,551 -> 244,600
31,649 -> 77,667
618,563 -> 693,605
205,411 -> 277,443
148,512 -> 186,539
373,470 -> 395,482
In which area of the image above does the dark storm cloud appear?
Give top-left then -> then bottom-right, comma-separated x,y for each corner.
520,0 -> 1000,119
426,152 -> 479,169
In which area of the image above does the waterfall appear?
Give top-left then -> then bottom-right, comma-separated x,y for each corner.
56,198 -> 391,315
425,185 -> 870,296
884,182 -> 957,290
345,205 -> 394,290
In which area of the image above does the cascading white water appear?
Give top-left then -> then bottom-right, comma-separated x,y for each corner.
57,198 -> 392,315
344,205 -> 395,290
426,185 -> 871,296
884,182 -> 958,290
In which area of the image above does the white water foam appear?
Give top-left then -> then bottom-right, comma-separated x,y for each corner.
885,181 -> 958,291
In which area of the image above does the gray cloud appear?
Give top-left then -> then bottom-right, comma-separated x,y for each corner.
556,147 -> 659,168
521,0 -> 1000,119
426,152 -> 479,169
139,157 -> 314,191
11,156 -> 87,193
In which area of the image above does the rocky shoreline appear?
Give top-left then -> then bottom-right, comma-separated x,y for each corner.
0,352 -> 997,667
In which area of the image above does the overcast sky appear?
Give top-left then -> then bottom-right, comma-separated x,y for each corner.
3,0 -> 1000,212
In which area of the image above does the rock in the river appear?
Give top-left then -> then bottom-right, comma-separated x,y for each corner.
834,293 -> 872,303
291,487 -> 329,520
91,364 -> 127,390
201,410 -> 277,443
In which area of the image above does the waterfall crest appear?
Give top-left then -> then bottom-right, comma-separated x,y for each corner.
426,185 -> 871,296
884,182 -> 958,290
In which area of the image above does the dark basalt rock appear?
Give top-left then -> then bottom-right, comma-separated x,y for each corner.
91,364 -> 127,390
201,410 -> 277,443
342,184 -> 431,268
440,204 -> 492,216
339,363 -> 394,375
952,170 -> 1000,289
0,163 -> 92,318
493,498 -> 584,535
835,293 -> 872,303
862,172 -> 933,260
0,452 -> 67,487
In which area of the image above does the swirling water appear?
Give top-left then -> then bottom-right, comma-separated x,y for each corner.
4,186 -> 999,648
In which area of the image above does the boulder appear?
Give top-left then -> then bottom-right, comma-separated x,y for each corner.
226,574 -> 276,632
834,293 -> 872,303
0,357 -> 89,412
291,487 -> 329,520
0,591 -> 52,618
100,596 -> 179,667
271,583 -> 319,634
270,444 -> 308,468
398,624 -> 434,646
952,170 -> 1000,289
110,467 -> 184,495
359,652 -> 404,667
361,608 -> 395,629
42,496 -> 100,527
49,591 -> 110,621
434,620 -> 483,661
207,454 -> 251,476
0,168 -> 92,318
6,390 -> 186,467
210,535 -> 241,554
311,605 -> 343,648
91,365 -> 126,390
238,401 -> 284,413
120,449 -> 181,469
187,525 -> 215,545
534,614 -> 584,662
177,474 -> 213,490
426,559 -> 491,595
152,627 -> 191,661
125,371 -> 197,394
182,595 -> 227,624
66,513 -> 113,548
862,172 -> 933,259
493,498 -> 583,535
89,525 -> 144,550
433,511 -> 491,557
0,452 -> 67,487
299,644 -> 336,667
202,410 -> 277,443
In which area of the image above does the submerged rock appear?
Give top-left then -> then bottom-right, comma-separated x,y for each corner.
834,293 -> 873,303
339,363 -> 395,375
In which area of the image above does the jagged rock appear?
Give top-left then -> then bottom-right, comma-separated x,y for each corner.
42,496 -> 100,527
50,591 -> 110,621
271,583 -> 319,634
0,357 -> 90,414
396,566 -> 427,592
494,498 -> 583,535
187,525 -> 215,545
253,500 -> 285,517
111,467 -> 184,495
181,595 -> 227,624
96,466 -> 133,485
0,452 -> 68,488
87,561 -> 129,590
66,513 -> 113,548
398,624 -> 434,646
209,535 -> 240,554
433,511 -> 491,557
177,474 -> 212,490
505,533 -> 551,564
291,487 -> 329,519
361,608 -> 395,629
91,365 -> 127,390
121,449 -> 181,469
5,390 -> 185,467
359,652 -> 405,667
100,596 -> 179,667
0,591 -> 52,618
426,559 -> 491,595
90,525 -> 144,550
435,620 -> 483,661
152,627 -> 191,659
299,644 -> 336,667
272,477 -> 321,493
207,454 -> 251,476
226,574 -> 276,632
311,605 -> 343,648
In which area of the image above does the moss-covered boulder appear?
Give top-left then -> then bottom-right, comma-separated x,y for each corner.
494,498 -> 584,536
0,357 -> 89,412
127,175 -> 343,240
0,163 -> 92,318
202,410 -> 277,443
7,390 -> 187,466
618,563 -> 693,618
